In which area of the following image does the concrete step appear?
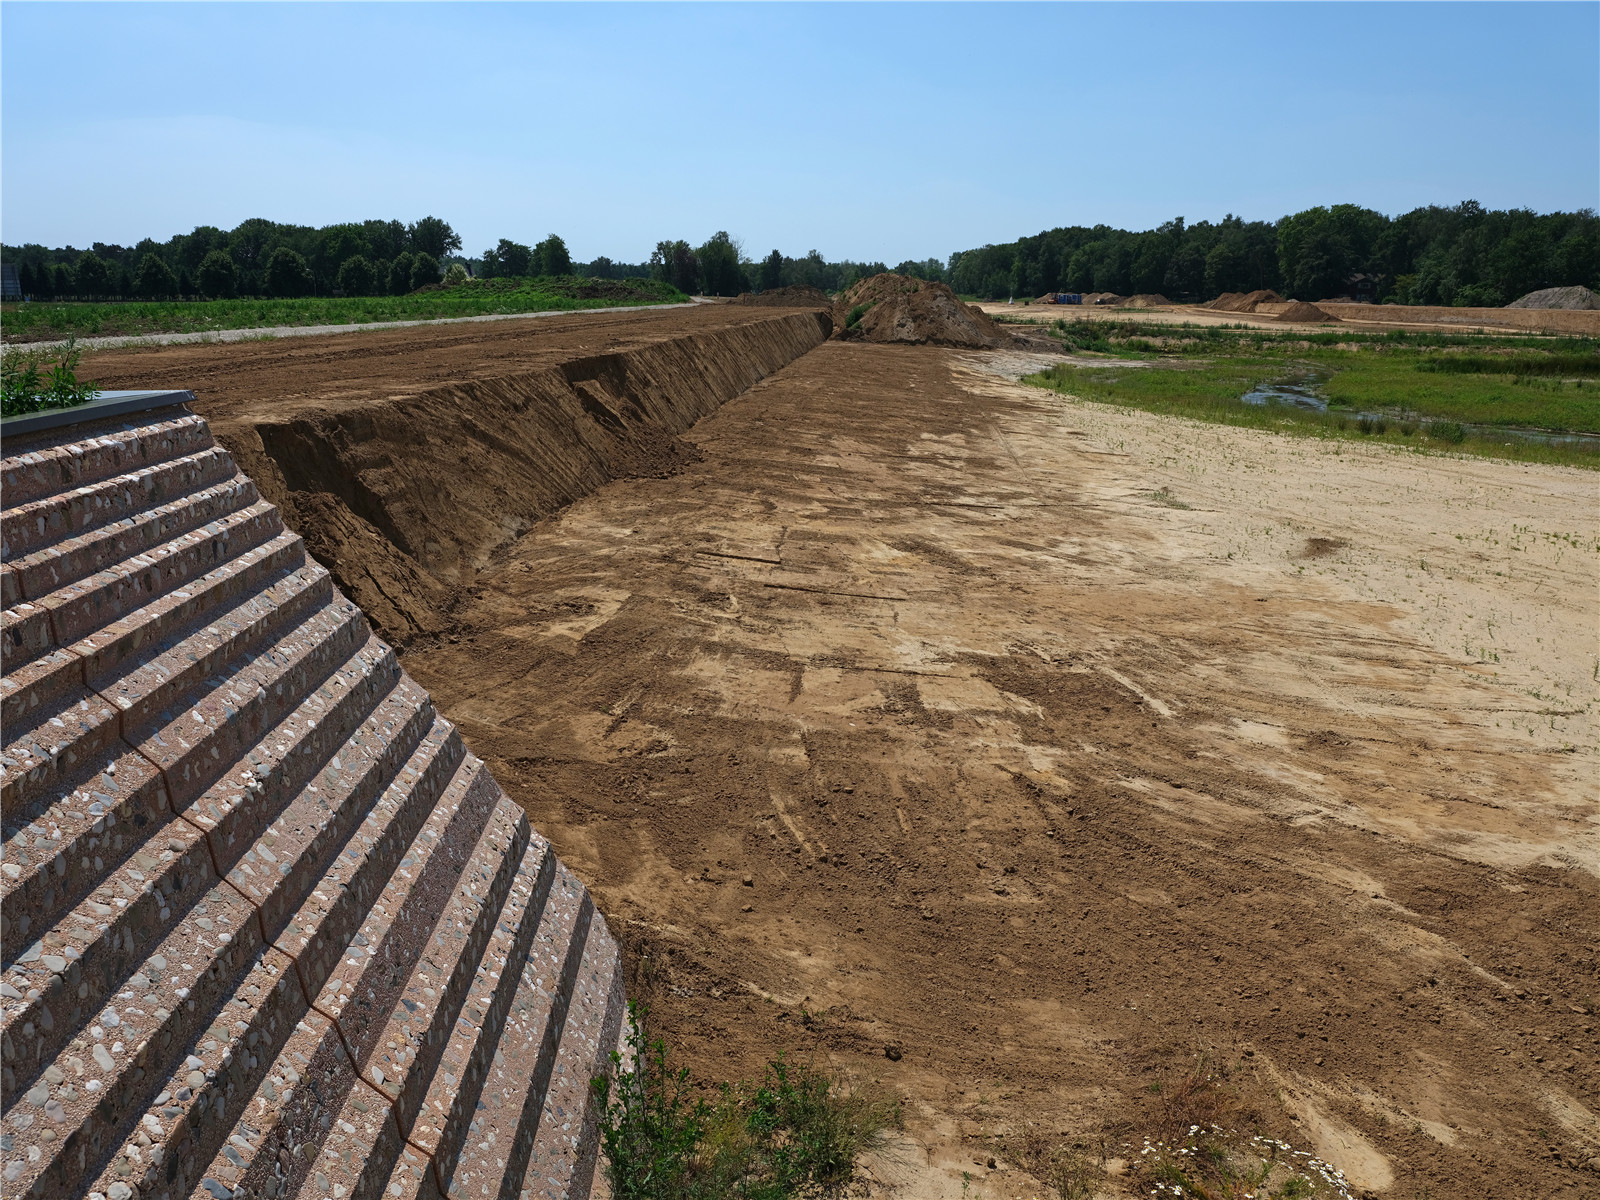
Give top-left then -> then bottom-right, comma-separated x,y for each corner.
7,472 -> 259,605
1,410 -> 624,1200
1,630 -> 393,1093
1,497 -> 285,683
361,804 -> 551,1140
2,445 -> 237,565
409,863 -> 589,1200
0,414 -> 215,511
1,565 -> 331,964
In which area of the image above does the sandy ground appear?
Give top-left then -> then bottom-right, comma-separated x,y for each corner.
976,301 -> 1600,337
380,340 -> 1599,1197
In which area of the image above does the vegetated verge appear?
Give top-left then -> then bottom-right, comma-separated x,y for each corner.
1028,319 -> 1600,468
0,275 -> 687,344
594,1004 -> 900,1200
217,309 -> 832,640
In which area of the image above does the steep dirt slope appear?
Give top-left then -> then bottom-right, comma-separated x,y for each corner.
76,309 -> 831,640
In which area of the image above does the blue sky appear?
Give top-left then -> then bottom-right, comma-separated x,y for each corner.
3,2 -> 1595,265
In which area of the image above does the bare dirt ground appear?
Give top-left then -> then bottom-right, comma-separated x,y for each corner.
67,318 -> 1599,1196
70,301 -> 805,422
388,341 -> 1597,1197
977,301 -> 1600,337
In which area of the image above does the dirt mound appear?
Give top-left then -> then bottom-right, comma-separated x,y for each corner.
733,284 -> 831,307
1275,300 -> 1340,323
1507,285 -> 1600,310
1123,293 -> 1172,308
1208,289 -> 1284,312
832,273 -> 1006,348
1084,292 -> 1125,306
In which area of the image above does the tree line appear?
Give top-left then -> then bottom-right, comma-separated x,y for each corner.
945,201 -> 1599,305
644,232 -> 892,297
2,218 -> 666,302
3,216 -> 470,301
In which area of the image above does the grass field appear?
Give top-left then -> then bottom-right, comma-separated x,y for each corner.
1027,320 -> 1600,467
0,276 -> 688,343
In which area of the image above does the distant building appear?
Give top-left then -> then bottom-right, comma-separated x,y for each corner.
1340,273 -> 1380,303
1,263 -> 21,302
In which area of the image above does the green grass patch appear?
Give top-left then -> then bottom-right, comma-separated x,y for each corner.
594,1004 -> 899,1200
1027,319 -> 1600,467
0,276 -> 687,344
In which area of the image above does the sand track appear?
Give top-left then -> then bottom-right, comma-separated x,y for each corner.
64,314 -> 1600,1196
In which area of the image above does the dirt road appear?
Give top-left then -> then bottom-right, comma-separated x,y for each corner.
378,340 -> 1597,1197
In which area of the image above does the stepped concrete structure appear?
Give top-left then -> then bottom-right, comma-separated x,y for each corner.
1,397 -> 625,1200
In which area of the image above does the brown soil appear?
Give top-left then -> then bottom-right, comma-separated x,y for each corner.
1276,300 -> 1341,323
1209,289 -> 1285,312
63,315 -> 1600,1198
734,284 -> 832,307
1507,286 -> 1600,311
72,305 -> 830,639
1122,293 -> 1173,308
833,273 -> 1007,348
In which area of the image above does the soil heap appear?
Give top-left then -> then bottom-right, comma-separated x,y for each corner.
1084,292 -> 1125,306
1508,285 -> 1600,310
832,273 -> 1007,348
1275,300 -> 1341,323
1207,289 -> 1284,312
733,284 -> 831,308
1123,293 -> 1172,308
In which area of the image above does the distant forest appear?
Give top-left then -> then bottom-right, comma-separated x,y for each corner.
946,202 -> 1600,305
0,218 -> 658,302
5,201 -> 1596,306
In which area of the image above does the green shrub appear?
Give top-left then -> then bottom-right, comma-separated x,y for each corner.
1429,420 -> 1468,444
593,1004 -> 899,1200
2,336 -> 98,417
845,303 -> 873,329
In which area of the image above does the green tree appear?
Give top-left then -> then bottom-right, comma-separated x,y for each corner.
696,231 -> 745,296
387,252 -> 416,294
409,216 -> 462,260
536,233 -> 572,276
410,252 -> 441,289
264,246 -> 314,297
484,239 -> 532,277
337,255 -> 379,296
758,249 -> 783,292
75,252 -> 109,298
134,253 -> 179,299
197,249 -> 238,298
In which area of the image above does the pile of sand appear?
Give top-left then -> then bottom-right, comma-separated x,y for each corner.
833,273 -> 1007,348
1275,300 -> 1340,323
1207,289 -> 1284,313
733,284 -> 830,307
1507,285 -> 1600,310
1123,294 -> 1172,308
1085,292 -> 1125,306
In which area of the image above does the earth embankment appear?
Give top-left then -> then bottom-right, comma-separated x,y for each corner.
73,308 -> 832,639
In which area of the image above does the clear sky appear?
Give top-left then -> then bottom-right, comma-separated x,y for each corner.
2,2 -> 1595,265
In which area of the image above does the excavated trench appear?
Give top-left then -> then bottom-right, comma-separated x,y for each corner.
216,311 -> 832,640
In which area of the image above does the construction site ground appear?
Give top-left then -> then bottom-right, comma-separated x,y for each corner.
74,311 -> 1599,1198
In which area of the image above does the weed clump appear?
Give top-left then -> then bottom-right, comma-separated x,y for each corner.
593,1003 -> 900,1199
1,336 -> 98,416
